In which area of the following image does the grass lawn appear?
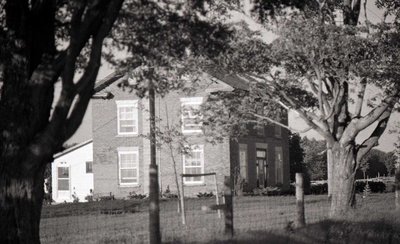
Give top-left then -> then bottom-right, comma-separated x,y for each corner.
40,193 -> 397,243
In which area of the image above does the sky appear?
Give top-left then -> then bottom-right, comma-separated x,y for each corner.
66,0 -> 399,152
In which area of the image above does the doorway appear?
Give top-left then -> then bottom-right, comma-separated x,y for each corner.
256,149 -> 268,187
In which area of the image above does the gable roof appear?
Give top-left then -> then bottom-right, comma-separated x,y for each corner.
93,68 -> 249,94
94,72 -> 126,93
54,139 -> 93,159
204,67 -> 249,91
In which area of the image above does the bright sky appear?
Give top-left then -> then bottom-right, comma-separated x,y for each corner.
67,0 -> 399,152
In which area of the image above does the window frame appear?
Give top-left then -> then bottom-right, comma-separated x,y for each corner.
86,161 -> 93,174
118,147 -> 139,186
180,97 -> 203,134
116,100 -> 139,136
183,145 -> 205,184
57,166 -> 70,192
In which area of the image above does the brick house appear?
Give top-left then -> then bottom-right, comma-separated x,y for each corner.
91,72 -> 290,198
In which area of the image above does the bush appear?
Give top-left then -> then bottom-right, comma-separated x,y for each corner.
127,191 -> 147,200
309,183 -> 328,195
251,187 -> 282,196
197,192 -> 214,198
162,186 -> 178,199
355,181 -> 385,193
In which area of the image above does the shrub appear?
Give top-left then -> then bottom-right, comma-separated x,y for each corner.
162,186 -> 178,199
197,192 -> 214,198
127,191 -> 147,200
98,192 -> 115,201
85,195 -> 94,202
309,183 -> 328,195
355,181 -> 385,193
251,187 -> 282,196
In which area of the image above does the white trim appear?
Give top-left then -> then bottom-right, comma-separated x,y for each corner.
183,145 -> 205,184
56,165 -> 71,200
180,97 -> 203,134
116,100 -> 138,136
118,147 -> 139,186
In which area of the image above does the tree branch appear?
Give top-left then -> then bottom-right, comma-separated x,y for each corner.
355,92 -> 398,133
356,109 -> 391,163
353,78 -> 367,118
248,111 -> 312,133
26,0 -> 123,168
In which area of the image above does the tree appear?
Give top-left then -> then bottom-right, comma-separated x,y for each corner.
384,151 -> 397,176
0,1 -> 124,242
0,1 -> 233,242
355,149 -> 388,179
302,137 -> 327,181
288,132 -> 304,182
202,0 -> 400,216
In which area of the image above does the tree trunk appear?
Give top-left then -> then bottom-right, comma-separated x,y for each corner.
329,143 -> 357,217
0,158 -> 46,243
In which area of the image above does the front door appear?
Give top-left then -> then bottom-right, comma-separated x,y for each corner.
256,149 -> 268,187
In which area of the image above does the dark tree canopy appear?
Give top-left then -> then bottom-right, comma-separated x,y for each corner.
288,132 -> 305,182
0,1 -> 235,242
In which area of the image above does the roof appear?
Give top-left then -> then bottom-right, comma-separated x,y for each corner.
94,72 -> 125,93
204,66 -> 249,91
92,68 -> 249,94
54,139 -> 93,159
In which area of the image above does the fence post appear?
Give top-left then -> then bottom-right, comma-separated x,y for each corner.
296,173 -> 305,228
224,176 -> 233,237
214,174 -> 221,218
395,163 -> 400,210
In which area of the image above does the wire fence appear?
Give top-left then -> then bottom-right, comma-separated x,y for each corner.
40,184 -> 399,244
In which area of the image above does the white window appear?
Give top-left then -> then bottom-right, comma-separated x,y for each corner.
239,144 -> 248,181
116,100 -> 138,135
118,147 -> 139,185
57,166 -> 69,191
181,97 -> 203,133
275,146 -> 283,185
183,145 -> 204,184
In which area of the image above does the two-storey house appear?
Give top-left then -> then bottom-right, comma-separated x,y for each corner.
91,72 -> 290,198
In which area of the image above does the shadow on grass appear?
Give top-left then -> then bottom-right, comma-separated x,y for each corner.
164,216 -> 400,244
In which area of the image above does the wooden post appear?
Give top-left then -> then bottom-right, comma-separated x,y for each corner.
149,84 -> 161,244
296,173 -> 305,228
214,174 -> 221,218
180,174 -> 186,225
395,163 -> 400,210
224,176 -> 233,237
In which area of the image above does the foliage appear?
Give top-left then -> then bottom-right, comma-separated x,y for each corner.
355,181 -> 386,193
288,132 -> 305,182
162,186 -> 178,199
309,183 -> 329,195
197,192 -> 214,198
355,149 -> 390,179
251,186 -> 283,196
127,192 -> 147,200
201,1 -> 400,214
301,137 -> 327,181
384,151 -> 397,176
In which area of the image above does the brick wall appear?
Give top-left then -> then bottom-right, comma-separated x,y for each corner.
92,79 -> 231,198
92,76 -> 290,198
